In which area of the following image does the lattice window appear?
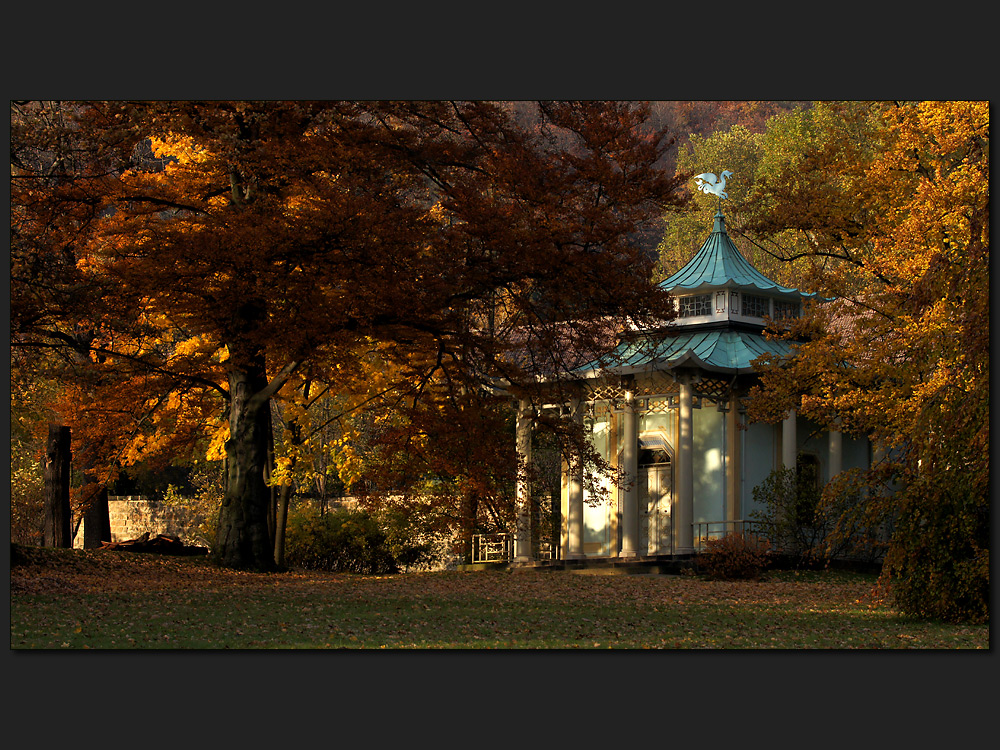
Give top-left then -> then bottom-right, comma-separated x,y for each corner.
774,299 -> 800,319
679,294 -> 712,317
643,396 -> 676,414
741,293 -> 770,318
587,383 -> 624,402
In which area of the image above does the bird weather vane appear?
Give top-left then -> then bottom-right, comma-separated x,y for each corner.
694,170 -> 733,208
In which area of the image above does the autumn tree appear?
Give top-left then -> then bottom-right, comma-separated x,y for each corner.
742,101 -> 989,623
12,101 -> 685,571
11,100 -> 153,545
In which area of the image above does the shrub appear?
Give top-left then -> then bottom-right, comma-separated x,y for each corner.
697,532 -> 771,581
283,506 -> 399,574
882,480 -> 989,624
161,468 -> 223,550
10,439 -> 45,546
749,466 -> 830,566
375,506 -> 441,572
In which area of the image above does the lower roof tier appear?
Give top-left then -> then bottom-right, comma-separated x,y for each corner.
578,327 -> 794,376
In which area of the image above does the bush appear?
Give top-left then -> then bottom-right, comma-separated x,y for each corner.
10,440 -> 45,546
883,481 -> 989,624
749,466 -> 830,566
375,506 -> 440,572
697,532 -> 771,581
283,506 -> 400,574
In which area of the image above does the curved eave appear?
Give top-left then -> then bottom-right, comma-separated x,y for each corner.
575,329 -> 796,378
663,280 -> 815,300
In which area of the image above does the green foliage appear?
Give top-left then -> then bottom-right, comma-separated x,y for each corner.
656,125 -> 765,280
819,468 -> 893,564
161,465 -> 225,550
10,441 -> 46,546
697,532 -> 772,581
374,505 -> 443,572
283,505 -> 400,574
750,466 -> 830,566
10,366 -> 58,546
656,114 -> 817,287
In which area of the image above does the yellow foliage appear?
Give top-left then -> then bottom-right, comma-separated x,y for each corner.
206,422 -> 230,462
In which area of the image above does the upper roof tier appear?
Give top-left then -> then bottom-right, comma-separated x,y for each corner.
660,211 -> 810,300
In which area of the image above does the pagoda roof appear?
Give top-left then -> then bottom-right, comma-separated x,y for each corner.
660,211 -> 811,299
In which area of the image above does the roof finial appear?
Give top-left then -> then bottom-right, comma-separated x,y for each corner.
694,170 -> 733,213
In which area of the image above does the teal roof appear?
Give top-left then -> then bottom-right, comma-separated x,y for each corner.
579,329 -> 794,376
660,211 -> 808,298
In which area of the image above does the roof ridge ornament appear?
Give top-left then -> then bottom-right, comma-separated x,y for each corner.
694,170 -> 733,208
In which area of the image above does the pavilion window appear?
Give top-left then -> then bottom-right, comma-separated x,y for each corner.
741,293 -> 770,318
774,300 -> 800,319
679,294 -> 712,317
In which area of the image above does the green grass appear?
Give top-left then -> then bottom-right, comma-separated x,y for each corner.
9,550 -> 989,649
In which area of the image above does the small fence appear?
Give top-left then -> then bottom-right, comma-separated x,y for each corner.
471,533 -> 513,563
537,541 -> 561,561
471,523 -> 772,563
469,533 -> 562,563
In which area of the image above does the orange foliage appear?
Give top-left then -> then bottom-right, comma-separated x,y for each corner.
12,101 -> 687,570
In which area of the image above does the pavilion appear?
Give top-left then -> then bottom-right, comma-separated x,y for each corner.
509,208 -> 873,563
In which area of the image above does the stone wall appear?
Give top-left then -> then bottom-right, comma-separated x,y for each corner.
73,496 -> 208,549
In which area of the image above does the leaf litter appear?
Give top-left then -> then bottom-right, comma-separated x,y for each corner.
10,546 -> 988,649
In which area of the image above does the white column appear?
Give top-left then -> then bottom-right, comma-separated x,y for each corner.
675,375 -> 694,554
828,420 -> 843,481
514,399 -> 533,563
619,390 -> 639,558
566,399 -> 586,560
725,390 -> 741,523
782,409 -> 797,471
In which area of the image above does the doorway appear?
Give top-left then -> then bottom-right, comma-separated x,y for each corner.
638,445 -> 672,555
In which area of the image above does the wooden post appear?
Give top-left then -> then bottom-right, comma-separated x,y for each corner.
44,424 -> 72,548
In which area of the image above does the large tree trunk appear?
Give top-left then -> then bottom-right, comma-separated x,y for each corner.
43,424 -> 72,548
213,356 -> 276,571
82,484 -> 111,548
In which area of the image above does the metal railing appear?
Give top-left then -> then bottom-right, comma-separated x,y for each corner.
471,533 -> 513,563
537,541 -> 561,561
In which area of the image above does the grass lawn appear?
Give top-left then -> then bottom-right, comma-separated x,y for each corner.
9,546 -> 988,649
